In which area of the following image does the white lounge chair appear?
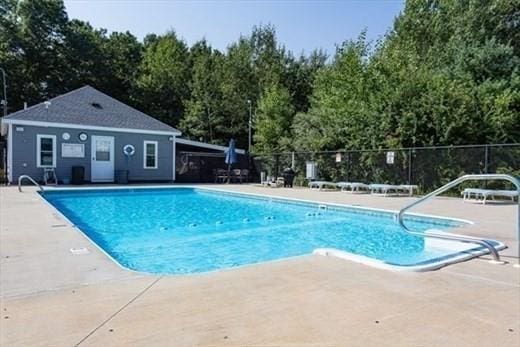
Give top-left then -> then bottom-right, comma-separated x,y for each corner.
308,181 -> 337,190
462,188 -> 518,204
369,184 -> 418,197
336,182 -> 370,193
261,176 -> 284,188
369,184 -> 400,196
397,185 -> 418,197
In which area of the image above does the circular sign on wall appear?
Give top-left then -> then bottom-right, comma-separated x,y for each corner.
62,132 -> 70,140
123,144 -> 135,156
78,132 -> 88,142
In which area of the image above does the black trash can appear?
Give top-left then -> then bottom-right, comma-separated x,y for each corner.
115,170 -> 129,184
282,167 -> 296,187
71,166 -> 85,185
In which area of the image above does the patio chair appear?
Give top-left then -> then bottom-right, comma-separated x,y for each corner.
231,169 -> 242,183
336,182 -> 370,193
214,168 -> 228,183
239,169 -> 249,183
43,168 -> 58,186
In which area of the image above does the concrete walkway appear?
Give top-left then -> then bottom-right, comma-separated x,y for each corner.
1,185 -> 519,346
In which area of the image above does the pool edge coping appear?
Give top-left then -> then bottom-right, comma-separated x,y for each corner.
41,184 -> 475,226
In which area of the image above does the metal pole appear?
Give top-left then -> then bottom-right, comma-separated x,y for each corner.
246,99 -> 252,180
0,67 -> 6,117
247,99 -> 252,153
484,145 -> 489,189
346,152 -> 350,182
408,148 -> 412,185
484,145 -> 489,173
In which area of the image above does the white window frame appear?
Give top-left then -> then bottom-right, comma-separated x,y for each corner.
143,140 -> 158,169
36,134 -> 57,168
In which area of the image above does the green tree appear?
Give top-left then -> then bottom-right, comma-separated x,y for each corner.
62,20 -> 110,91
180,40 -> 224,143
293,35 -> 381,151
62,22 -> 142,106
0,0 -> 70,108
284,50 -> 327,113
218,36 -> 257,148
254,83 -> 294,153
103,31 -> 142,104
250,24 -> 285,89
0,0 -> 24,113
135,31 -> 190,126
289,0 -> 520,154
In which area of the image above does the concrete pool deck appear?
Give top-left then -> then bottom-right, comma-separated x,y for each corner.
1,184 -> 519,346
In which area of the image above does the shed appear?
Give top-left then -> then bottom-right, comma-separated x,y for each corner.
1,86 -> 181,184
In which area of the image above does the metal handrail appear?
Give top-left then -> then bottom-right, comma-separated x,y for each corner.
18,175 -> 44,193
397,174 -> 520,265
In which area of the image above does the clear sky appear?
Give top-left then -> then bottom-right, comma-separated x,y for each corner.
64,0 -> 404,56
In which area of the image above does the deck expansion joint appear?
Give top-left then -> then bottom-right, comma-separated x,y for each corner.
74,276 -> 163,346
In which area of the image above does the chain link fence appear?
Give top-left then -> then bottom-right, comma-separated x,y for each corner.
175,151 -> 249,183
252,143 -> 520,193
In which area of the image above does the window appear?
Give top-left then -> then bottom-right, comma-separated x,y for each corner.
37,134 -> 56,168
143,141 -> 158,169
95,139 -> 111,161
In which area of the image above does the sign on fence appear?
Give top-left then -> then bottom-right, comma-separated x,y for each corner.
306,161 -> 317,179
386,151 -> 395,164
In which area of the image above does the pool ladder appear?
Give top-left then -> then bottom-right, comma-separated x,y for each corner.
396,174 -> 520,267
18,175 -> 44,193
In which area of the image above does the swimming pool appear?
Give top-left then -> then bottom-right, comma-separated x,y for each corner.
42,187 -> 503,273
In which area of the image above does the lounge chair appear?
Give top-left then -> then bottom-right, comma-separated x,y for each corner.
369,184 -> 399,196
308,181 -> 337,190
261,176 -> 284,188
336,182 -> 370,193
462,188 -> 519,204
369,184 -> 418,197
397,185 -> 418,196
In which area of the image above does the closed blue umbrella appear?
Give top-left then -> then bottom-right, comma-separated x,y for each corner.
225,139 -> 238,165
225,139 -> 238,183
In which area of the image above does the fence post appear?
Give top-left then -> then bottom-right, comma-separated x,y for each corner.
275,154 -> 280,178
291,151 -> 295,169
484,145 -> 489,188
484,145 -> 489,174
346,151 -> 350,182
408,148 -> 412,185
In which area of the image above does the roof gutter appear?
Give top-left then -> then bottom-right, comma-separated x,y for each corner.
0,118 -> 181,136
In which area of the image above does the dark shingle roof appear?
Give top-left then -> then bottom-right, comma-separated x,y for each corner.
3,86 -> 180,134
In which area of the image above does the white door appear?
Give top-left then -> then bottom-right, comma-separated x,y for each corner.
91,136 -> 114,182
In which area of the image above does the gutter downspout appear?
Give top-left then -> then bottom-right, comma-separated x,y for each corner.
172,135 -> 176,182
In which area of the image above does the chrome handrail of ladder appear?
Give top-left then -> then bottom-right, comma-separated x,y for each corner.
18,175 -> 44,193
397,174 -> 520,266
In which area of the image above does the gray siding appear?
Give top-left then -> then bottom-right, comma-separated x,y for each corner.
10,124 -> 174,183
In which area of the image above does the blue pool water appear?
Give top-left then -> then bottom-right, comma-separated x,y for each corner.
43,188 -> 468,274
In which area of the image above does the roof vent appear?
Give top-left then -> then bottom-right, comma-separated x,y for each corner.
44,101 -> 51,109
91,102 -> 102,109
